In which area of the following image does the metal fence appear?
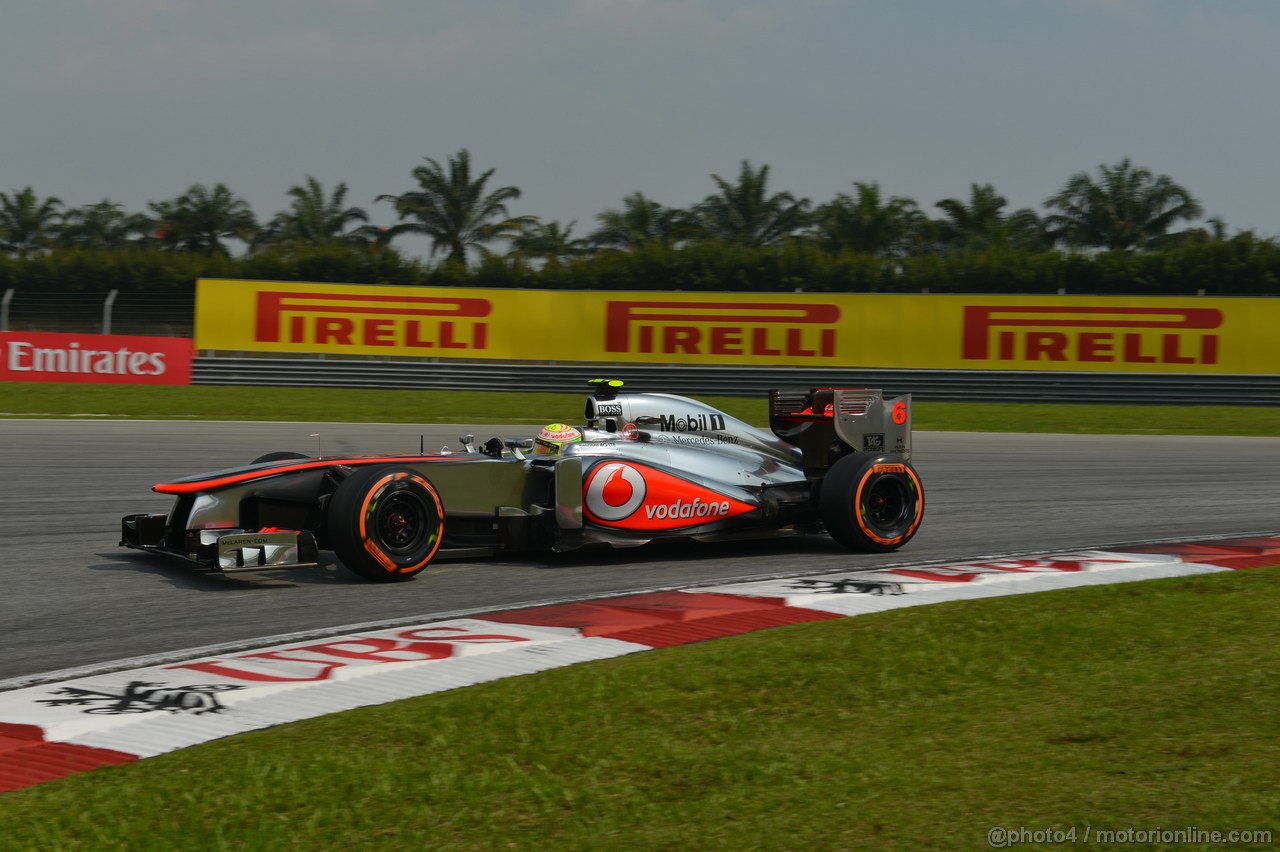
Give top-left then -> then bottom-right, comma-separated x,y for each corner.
0,290 -> 194,337
192,356 -> 1280,406
5,289 -> 1277,405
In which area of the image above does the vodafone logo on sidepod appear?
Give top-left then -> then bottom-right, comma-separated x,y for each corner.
584,463 -> 647,521
582,462 -> 756,530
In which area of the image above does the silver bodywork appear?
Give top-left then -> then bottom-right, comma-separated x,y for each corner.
120,386 -> 916,575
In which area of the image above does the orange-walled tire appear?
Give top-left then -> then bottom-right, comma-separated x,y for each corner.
820,453 -> 924,552
327,466 -> 445,582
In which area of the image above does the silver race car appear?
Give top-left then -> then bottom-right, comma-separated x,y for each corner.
120,380 -> 924,581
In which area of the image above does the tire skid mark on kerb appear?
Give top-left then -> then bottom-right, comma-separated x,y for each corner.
0,532 -> 1277,793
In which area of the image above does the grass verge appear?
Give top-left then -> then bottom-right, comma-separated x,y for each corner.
3,567 -> 1278,850
3,382 -> 1280,435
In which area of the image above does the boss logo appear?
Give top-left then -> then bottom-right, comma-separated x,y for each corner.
595,402 -> 624,417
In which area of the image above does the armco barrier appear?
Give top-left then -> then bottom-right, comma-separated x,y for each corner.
192,356 -> 1280,405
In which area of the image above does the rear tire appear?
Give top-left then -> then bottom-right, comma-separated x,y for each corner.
820,453 -> 924,552
327,466 -> 445,582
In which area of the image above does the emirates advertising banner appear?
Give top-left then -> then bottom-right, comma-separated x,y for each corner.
0,331 -> 193,385
195,278 -> 1280,374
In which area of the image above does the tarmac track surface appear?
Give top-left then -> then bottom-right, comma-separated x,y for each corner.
2,419 -> 1277,683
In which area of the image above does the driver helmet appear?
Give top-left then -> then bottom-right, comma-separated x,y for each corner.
534,423 -> 583,455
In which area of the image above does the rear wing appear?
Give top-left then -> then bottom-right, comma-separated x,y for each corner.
769,388 -> 912,474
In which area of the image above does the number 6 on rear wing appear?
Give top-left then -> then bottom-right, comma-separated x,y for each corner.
768,387 -> 912,475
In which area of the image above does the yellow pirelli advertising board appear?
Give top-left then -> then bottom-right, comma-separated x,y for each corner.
195,279 -> 1280,374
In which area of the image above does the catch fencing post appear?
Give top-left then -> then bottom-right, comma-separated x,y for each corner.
0,288 -> 12,331
102,289 -> 119,334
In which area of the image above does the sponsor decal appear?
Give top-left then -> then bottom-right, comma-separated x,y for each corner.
658,412 -> 727,432
583,462 -> 647,521
595,402 -> 624,417
218,533 -> 283,547
604,300 -> 839,358
789,578 -> 906,596
254,290 -> 492,351
961,305 -> 1223,366
582,461 -> 755,530
570,441 -> 622,452
38,682 -> 244,715
0,331 -> 192,385
874,555 -> 1146,584
169,626 -> 529,683
654,433 -> 740,446
862,434 -> 885,451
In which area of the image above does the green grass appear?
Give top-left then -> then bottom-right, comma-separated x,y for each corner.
3,382 -> 1280,435
2,567 -> 1277,850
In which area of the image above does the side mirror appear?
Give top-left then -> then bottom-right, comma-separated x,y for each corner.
505,437 -> 534,460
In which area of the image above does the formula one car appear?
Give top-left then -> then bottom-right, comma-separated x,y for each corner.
120,380 -> 924,582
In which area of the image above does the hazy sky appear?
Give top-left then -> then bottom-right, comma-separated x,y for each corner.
5,0 -> 1278,255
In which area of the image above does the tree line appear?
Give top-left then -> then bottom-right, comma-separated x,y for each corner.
1,150 -> 1277,296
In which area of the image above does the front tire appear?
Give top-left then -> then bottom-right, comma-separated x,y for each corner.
820,453 -> 924,552
327,466 -> 445,582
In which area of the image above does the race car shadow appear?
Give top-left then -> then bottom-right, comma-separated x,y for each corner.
91,551 -> 367,590
512,533 -> 847,571
97,534 -> 850,589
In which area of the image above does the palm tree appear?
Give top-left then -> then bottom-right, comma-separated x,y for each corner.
258,176 -> 369,248
695,161 -> 810,246
149,183 -> 257,255
590,192 -> 696,249
812,182 -> 927,255
934,183 -> 1044,250
508,220 -> 589,262
1043,158 -> 1203,250
376,149 -> 536,265
58,200 -> 150,250
0,187 -> 64,257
